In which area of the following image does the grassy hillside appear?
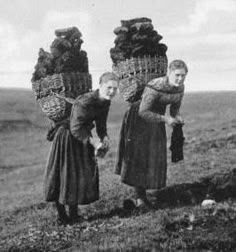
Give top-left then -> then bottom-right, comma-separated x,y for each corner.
0,89 -> 236,251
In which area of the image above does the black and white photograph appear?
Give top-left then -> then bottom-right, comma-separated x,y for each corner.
0,0 -> 236,251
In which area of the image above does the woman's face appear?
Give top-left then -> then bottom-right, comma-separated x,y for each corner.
99,80 -> 118,100
168,68 -> 187,87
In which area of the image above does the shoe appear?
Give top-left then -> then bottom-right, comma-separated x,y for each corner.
70,214 -> 85,224
136,198 -> 153,211
56,216 -> 71,226
55,202 -> 70,225
123,199 -> 136,211
69,205 -> 84,224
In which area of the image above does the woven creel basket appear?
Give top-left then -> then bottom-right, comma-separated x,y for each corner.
32,72 -> 92,121
112,55 -> 168,102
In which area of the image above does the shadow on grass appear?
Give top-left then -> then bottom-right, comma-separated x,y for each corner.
86,206 -> 138,222
149,168 -> 236,208
86,168 -> 236,222
3,169 -> 235,226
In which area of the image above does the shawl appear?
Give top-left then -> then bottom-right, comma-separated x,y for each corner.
145,76 -> 185,94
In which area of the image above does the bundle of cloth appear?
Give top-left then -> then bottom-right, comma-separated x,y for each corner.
170,124 -> 185,163
110,17 -> 167,65
32,27 -> 89,82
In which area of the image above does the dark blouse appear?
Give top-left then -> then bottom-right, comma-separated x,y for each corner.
70,90 -> 111,141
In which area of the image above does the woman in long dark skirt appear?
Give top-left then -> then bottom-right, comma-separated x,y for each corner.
115,60 -> 188,208
44,72 -> 118,224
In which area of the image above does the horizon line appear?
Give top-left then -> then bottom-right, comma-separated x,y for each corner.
1,86 -> 236,93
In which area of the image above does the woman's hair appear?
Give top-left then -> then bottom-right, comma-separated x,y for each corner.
169,60 -> 188,73
99,72 -> 119,85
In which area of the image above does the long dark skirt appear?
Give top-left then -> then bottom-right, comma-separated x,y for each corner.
115,101 -> 167,189
44,125 -> 99,205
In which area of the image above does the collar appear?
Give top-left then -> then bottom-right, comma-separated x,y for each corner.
94,89 -> 111,106
149,76 -> 184,94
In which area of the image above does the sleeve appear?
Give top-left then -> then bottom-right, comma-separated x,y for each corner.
70,100 -> 91,142
169,92 -> 184,117
95,104 -> 110,140
139,87 -> 163,123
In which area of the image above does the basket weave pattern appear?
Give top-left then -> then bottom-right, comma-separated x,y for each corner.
32,72 -> 92,121
113,55 -> 168,102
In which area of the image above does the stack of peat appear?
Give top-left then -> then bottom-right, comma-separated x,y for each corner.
110,17 -> 168,102
31,27 -> 92,122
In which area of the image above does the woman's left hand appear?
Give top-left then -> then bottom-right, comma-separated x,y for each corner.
102,136 -> 110,149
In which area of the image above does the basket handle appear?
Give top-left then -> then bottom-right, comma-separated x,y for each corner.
54,93 -> 75,104
128,75 -> 161,93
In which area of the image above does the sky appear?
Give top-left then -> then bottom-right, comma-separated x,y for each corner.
0,0 -> 236,92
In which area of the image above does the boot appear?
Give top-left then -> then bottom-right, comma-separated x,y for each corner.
55,201 -> 70,225
135,186 -> 152,210
69,205 -> 82,223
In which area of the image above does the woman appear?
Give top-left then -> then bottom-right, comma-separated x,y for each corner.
44,72 -> 118,225
115,60 -> 188,208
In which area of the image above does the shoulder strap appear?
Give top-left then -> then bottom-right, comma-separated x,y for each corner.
144,83 -> 161,92
55,93 -> 75,104
128,75 -> 162,93
128,75 -> 184,94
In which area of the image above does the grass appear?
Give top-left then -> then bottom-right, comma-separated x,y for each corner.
0,89 -> 236,251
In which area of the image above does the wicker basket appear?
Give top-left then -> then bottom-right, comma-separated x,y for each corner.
112,55 -> 168,102
32,72 -> 92,121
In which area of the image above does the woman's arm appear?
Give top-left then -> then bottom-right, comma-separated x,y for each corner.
95,104 -> 110,141
139,87 -> 165,123
70,101 -> 91,142
169,92 -> 184,122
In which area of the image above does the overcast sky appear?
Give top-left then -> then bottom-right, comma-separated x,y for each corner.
0,0 -> 236,91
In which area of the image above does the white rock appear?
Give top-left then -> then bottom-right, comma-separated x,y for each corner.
201,199 -> 216,207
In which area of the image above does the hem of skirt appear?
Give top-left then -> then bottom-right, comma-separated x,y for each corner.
45,197 -> 99,205
60,198 -> 99,205
121,178 -> 166,190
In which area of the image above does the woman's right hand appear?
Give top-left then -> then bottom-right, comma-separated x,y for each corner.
164,116 -> 178,127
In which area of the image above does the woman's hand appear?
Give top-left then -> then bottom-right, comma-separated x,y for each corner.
95,136 -> 110,158
164,116 -> 178,127
88,136 -> 96,146
101,136 -> 110,149
175,115 -> 184,124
